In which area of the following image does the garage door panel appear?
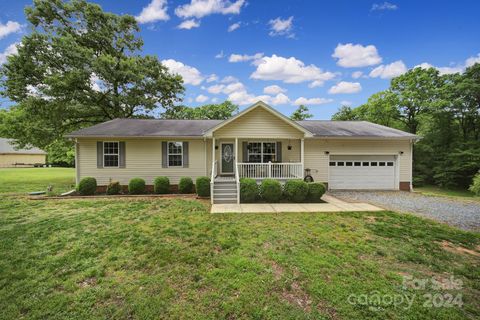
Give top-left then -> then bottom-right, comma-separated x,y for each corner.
329,155 -> 396,190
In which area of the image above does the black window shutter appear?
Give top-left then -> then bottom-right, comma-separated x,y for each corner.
276,141 -> 282,162
183,142 -> 189,168
162,141 -> 167,168
119,141 -> 126,168
97,141 -> 103,168
242,141 -> 248,162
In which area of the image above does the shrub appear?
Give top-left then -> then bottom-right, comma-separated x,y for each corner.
196,176 -> 210,197
306,182 -> 326,202
469,172 -> 480,196
179,177 -> 194,194
260,179 -> 282,203
154,176 -> 170,194
106,181 -> 121,195
77,177 -> 97,196
128,178 -> 146,194
284,179 -> 308,202
240,178 -> 258,203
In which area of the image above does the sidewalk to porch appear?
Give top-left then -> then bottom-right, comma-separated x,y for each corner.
210,194 -> 383,213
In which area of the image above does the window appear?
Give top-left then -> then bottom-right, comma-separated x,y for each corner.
346,162 -> 353,166
354,162 -> 361,166
329,161 -> 336,166
379,162 -> 386,166
168,142 -> 183,167
103,142 -> 119,167
371,162 -> 378,166
248,142 -> 276,163
387,162 -> 394,166
362,162 -> 370,166
337,162 -> 344,166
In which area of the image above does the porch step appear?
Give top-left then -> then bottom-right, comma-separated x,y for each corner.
212,179 -> 238,204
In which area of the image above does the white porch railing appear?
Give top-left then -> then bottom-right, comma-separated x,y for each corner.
210,160 -> 218,204
237,162 -> 303,180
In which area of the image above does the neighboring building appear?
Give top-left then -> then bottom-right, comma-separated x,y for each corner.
0,138 -> 47,168
66,101 -> 419,203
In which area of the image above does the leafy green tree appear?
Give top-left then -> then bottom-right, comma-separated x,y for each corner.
331,105 -> 358,121
355,90 -> 403,129
0,0 -> 184,151
161,101 -> 238,119
290,105 -> 313,120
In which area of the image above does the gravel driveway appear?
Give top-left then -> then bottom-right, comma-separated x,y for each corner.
329,191 -> 480,231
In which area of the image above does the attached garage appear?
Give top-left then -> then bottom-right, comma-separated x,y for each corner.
328,155 -> 398,190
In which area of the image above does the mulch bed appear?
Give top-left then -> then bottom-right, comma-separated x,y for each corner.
29,194 -> 207,201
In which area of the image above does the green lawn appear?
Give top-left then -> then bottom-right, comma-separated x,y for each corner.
0,169 -> 479,319
0,167 -> 75,194
1,196 -> 479,319
415,185 -> 480,202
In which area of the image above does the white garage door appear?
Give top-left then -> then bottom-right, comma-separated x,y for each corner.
329,155 -> 397,190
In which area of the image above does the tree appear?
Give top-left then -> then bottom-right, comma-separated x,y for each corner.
161,101 -> 238,119
290,105 -> 313,121
331,105 -> 358,121
354,90 -> 402,129
0,0 -> 184,151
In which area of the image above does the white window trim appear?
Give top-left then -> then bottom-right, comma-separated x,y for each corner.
167,141 -> 183,168
103,141 -> 120,168
247,141 -> 277,163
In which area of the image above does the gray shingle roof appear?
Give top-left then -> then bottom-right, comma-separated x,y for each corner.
65,118 -> 417,139
297,120 -> 418,138
65,119 -> 223,137
0,138 -> 47,154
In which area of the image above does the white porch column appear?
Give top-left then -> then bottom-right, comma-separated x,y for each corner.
300,138 -> 305,177
212,137 -> 216,174
235,137 -> 238,167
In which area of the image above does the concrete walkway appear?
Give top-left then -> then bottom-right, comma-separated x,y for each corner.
211,194 -> 383,213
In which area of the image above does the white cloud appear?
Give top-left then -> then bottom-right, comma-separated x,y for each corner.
228,22 -> 241,32
175,0 -> 245,19
251,54 -> 336,86
0,21 -> 22,39
263,85 -> 286,95
371,2 -> 398,11
223,81 -> 245,94
268,16 -> 294,38
0,43 -> 18,64
351,71 -> 363,79
177,19 -> 200,29
369,60 -> 407,78
195,94 -> 209,103
328,81 -> 362,94
136,0 -> 169,24
161,59 -> 204,85
220,75 -> 238,83
415,53 -> 480,75
294,97 -> 333,106
207,84 -> 225,94
269,93 -> 290,105
206,74 -> 218,82
341,100 -> 352,106
332,43 -> 382,68
215,50 -> 225,59
228,52 -> 264,63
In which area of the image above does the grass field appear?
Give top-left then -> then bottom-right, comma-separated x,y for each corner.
0,169 -> 479,319
415,185 -> 480,202
0,167 -> 75,194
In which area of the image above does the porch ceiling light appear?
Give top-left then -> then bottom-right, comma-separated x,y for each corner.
324,151 -> 330,155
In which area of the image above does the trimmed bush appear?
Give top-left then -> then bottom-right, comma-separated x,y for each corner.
240,178 -> 258,203
306,182 -> 326,202
196,176 -> 210,197
179,177 -> 194,194
128,177 -> 146,194
284,179 -> 308,202
260,179 -> 282,203
77,177 -> 97,196
106,181 -> 121,195
154,176 -> 170,194
469,172 -> 480,196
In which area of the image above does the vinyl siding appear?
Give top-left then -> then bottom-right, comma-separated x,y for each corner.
304,139 -> 412,183
0,154 -> 46,167
78,138 -> 207,185
213,107 -> 304,138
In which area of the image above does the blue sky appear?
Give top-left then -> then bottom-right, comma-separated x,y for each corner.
1,0 -> 479,119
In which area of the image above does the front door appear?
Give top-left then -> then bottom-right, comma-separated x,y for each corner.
221,143 -> 234,174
